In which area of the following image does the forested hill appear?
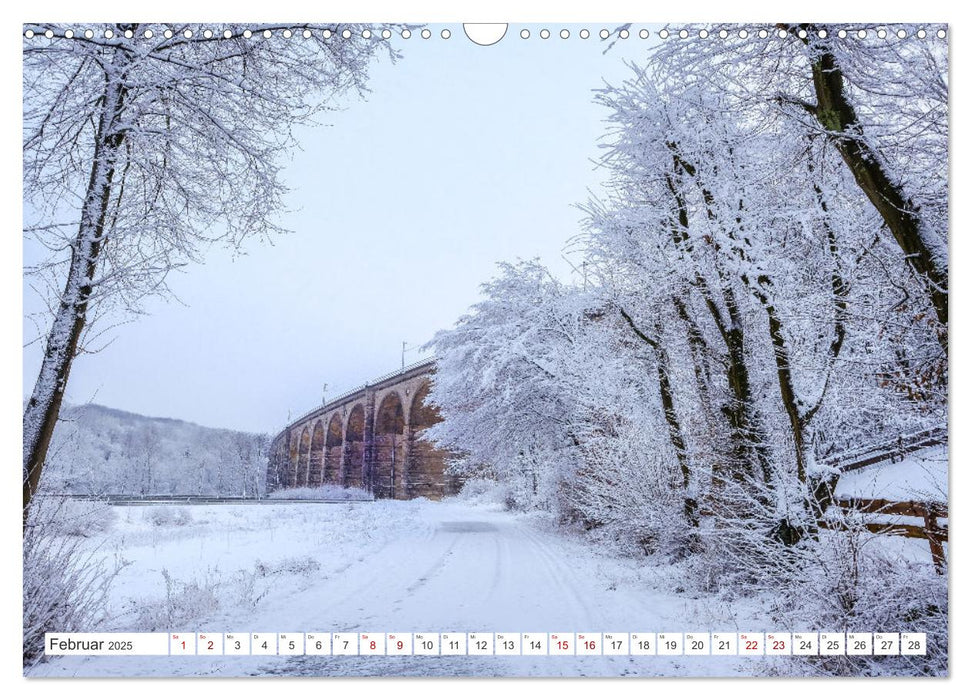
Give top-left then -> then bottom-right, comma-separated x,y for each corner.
39,403 -> 270,497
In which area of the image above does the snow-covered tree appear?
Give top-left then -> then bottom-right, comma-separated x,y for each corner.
649,24 -> 948,355
428,31 -> 945,563
23,24 -> 397,523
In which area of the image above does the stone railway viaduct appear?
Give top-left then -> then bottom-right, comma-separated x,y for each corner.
266,359 -> 462,500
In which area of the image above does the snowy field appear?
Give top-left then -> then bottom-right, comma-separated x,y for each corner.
31,497 -> 792,678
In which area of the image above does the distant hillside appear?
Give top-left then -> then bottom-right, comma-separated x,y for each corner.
39,403 -> 270,497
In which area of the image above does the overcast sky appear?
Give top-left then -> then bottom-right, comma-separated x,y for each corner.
22,25 -> 657,434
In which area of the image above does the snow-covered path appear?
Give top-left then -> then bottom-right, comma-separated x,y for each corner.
34,499 -> 765,677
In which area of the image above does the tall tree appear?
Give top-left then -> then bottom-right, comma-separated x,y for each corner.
650,24 -> 948,355
23,23 -> 396,524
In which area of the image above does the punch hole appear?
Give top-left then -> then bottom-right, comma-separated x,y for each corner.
464,24 -> 507,46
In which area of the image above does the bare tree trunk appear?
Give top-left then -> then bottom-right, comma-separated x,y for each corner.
22,64 -> 128,528
665,155 -> 772,486
618,308 -> 697,526
790,24 -> 947,353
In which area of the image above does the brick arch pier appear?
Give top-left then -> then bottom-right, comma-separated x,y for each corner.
266,359 -> 462,500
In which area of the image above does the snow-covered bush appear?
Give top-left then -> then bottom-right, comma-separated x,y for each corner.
132,569 -> 220,631
23,526 -> 120,667
254,556 -> 321,577
26,497 -> 117,537
146,506 -> 194,527
770,526 -> 947,677
451,476 -> 506,506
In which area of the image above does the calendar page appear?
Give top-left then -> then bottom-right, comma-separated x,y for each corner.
20,3 -> 950,683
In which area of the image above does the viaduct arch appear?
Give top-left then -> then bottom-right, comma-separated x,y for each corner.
266,359 -> 462,500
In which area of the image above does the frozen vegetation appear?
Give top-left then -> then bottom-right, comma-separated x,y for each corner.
39,403 -> 270,498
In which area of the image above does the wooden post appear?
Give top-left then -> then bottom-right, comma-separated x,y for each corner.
923,503 -> 947,574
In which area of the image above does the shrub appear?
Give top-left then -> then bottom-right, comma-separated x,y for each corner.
132,569 -> 219,631
26,497 -> 117,537
146,506 -> 193,527
254,556 -> 321,577
23,525 -> 121,668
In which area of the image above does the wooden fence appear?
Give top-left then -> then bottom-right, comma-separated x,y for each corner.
821,497 -> 948,573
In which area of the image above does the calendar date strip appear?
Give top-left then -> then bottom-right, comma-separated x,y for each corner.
45,631 -> 928,657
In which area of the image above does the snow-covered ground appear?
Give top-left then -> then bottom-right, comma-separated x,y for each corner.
32,498 -> 780,678
836,446 -> 947,503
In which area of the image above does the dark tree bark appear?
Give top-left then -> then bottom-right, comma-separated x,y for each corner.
788,23 -> 947,354
22,58 -> 130,528
666,153 -> 772,487
619,308 -> 697,526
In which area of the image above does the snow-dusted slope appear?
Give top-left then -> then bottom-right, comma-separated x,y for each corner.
40,403 -> 269,497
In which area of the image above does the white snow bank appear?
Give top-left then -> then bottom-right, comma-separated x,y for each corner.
835,445 -> 947,503
266,485 -> 372,501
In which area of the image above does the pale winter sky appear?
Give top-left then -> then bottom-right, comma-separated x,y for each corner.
22,25 -> 658,434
